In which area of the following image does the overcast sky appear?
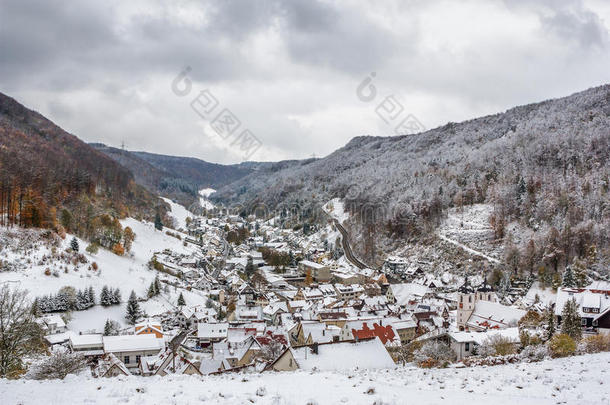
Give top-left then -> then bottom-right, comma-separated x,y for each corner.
1,0 -> 609,164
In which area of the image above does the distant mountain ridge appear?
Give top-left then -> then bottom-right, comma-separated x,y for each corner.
91,145 -> 253,207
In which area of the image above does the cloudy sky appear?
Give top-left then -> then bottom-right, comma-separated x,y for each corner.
1,0 -> 609,164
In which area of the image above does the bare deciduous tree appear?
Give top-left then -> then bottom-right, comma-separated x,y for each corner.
0,285 -> 45,378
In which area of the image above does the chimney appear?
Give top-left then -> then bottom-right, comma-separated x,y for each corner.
312,342 -> 319,354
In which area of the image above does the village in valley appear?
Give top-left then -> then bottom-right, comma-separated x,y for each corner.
15,190 -> 608,381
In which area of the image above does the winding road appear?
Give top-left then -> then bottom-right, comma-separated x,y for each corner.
331,218 -> 372,270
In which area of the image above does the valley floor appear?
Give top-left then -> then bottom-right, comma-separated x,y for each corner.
1,352 -> 609,405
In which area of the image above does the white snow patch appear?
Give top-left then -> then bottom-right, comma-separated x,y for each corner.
199,188 -> 216,210
160,197 -> 193,231
323,198 -> 349,224
1,352 -> 609,404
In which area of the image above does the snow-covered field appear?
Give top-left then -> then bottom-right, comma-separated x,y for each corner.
2,352 -> 609,404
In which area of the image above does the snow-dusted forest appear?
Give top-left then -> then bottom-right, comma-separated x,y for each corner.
214,85 -> 609,277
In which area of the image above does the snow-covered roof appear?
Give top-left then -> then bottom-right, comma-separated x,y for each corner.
449,327 -> 520,345
555,288 -> 610,317
299,260 -> 325,269
522,281 -> 557,307
586,280 -> 610,292
42,315 -> 66,329
103,334 -> 164,353
290,338 -> 395,371
135,319 -> 163,334
70,334 -> 104,349
335,284 -> 365,293
197,322 -> 229,339
466,301 -> 526,330
389,283 -> 429,305
94,353 -> 130,377
392,318 -> 417,330
582,292 -> 601,309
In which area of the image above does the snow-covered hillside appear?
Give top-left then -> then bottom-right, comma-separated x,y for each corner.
0,219 -> 194,297
2,352 -> 609,404
437,204 -> 501,264
160,197 -> 193,231
0,217 -> 207,333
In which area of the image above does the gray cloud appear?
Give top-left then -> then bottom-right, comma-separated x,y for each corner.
0,0 -> 609,164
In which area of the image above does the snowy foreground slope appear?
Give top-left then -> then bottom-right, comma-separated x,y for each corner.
2,352 -> 609,405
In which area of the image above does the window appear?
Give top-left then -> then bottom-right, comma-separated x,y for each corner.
136,355 -> 141,365
465,342 -> 470,351
124,356 -> 130,364
593,319 -> 598,327
581,318 -> 587,326
468,296 -> 472,303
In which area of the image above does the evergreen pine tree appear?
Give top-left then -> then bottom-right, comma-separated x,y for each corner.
572,259 -> 588,288
147,283 -> 155,298
561,266 -> 576,288
112,288 -> 122,305
87,286 -> 95,307
56,292 -> 69,311
560,298 -> 582,340
499,272 -> 511,297
100,285 -> 111,307
177,292 -> 186,306
154,276 -> 161,296
31,297 -> 41,317
103,319 -> 112,336
75,290 -> 87,310
154,213 -> 163,231
545,308 -> 556,340
70,237 -> 79,252
125,291 -> 141,325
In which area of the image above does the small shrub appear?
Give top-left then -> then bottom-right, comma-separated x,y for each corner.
91,262 -> 98,271
549,334 -> 576,358
519,344 -> 549,362
44,268 -> 51,276
27,352 -> 87,380
520,330 -> 543,348
518,311 -> 543,328
579,334 -> 610,354
112,243 -> 125,256
479,335 -> 517,357
413,340 -> 456,367
85,244 -> 99,255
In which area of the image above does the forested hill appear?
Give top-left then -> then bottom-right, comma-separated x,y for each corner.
92,146 -> 253,207
0,92 -> 161,234
213,84 -> 610,275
